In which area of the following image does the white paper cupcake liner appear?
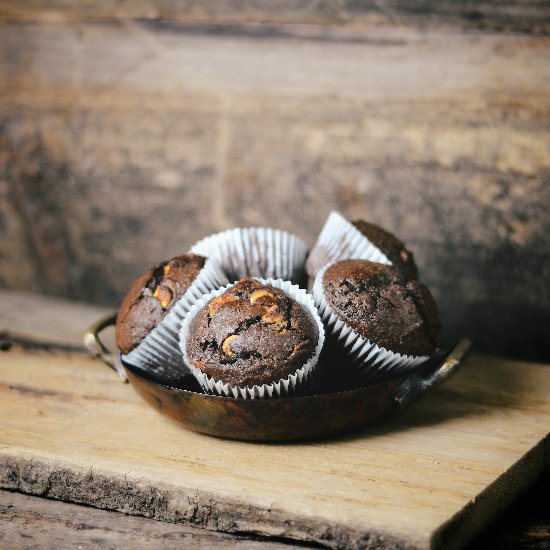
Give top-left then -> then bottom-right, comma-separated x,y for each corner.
191,227 -> 308,285
312,263 -> 428,385
121,256 -> 229,379
306,211 -> 392,281
190,228 -> 242,280
179,278 -> 325,399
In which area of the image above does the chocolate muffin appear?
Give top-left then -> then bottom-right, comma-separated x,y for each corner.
185,278 -> 319,387
322,260 -> 440,356
351,220 -> 418,278
116,253 -> 206,355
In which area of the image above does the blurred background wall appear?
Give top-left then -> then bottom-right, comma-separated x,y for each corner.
0,1 -> 549,361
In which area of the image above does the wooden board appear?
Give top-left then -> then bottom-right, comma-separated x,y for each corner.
0,490 -> 296,549
0,289 -> 111,349
0,337 -> 548,548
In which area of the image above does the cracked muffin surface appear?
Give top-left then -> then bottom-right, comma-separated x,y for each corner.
116,253 -> 207,354
323,260 -> 439,356
186,278 -> 318,387
352,220 -> 418,279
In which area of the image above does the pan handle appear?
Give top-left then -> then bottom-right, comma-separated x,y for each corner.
83,313 -> 128,382
393,338 -> 472,409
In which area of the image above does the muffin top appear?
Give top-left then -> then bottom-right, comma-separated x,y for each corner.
116,253 -> 206,354
322,260 -> 440,356
352,220 -> 418,278
186,278 -> 318,387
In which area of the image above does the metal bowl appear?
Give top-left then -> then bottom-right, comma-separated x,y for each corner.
84,314 -> 471,442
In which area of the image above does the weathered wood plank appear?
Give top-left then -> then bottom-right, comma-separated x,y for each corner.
0,0 -> 549,33
1,470 -> 548,549
0,291 -> 549,546
0,342 -> 549,549
0,289 -> 111,349
0,21 -> 549,362
467,471 -> 550,549
2,22 -> 549,100
0,490 -> 303,549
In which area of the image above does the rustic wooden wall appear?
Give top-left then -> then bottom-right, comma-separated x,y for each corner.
0,2 -> 549,361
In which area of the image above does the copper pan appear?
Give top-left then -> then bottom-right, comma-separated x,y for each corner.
85,314 -> 471,442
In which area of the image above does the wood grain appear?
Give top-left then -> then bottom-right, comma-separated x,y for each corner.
1,18 -> 549,361
0,344 -> 548,549
467,470 -> 550,549
0,1 -> 548,33
0,490 -> 302,549
0,289 -> 111,349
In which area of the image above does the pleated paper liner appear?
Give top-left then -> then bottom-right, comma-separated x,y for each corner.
191,227 -> 308,285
